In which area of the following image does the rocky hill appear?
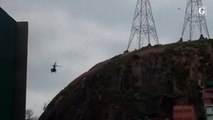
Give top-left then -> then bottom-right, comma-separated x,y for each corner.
39,39 -> 213,120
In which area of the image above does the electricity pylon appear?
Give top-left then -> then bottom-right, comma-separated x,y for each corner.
127,0 -> 159,50
181,0 -> 210,40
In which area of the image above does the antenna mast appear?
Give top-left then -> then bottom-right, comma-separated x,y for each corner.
181,0 -> 210,40
127,0 -> 159,50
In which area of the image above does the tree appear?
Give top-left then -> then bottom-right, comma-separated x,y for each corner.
25,109 -> 38,120
43,103 -> 47,111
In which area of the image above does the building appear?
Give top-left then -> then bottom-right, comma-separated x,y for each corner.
0,7 -> 28,120
204,81 -> 213,120
173,105 -> 196,120
204,88 -> 213,104
205,105 -> 213,120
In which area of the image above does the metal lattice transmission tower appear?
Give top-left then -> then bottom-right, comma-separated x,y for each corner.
181,0 -> 210,40
127,0 -> 159,50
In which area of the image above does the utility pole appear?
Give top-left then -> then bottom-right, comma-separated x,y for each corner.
181,0 -> 210,41
127,0 -> 159,50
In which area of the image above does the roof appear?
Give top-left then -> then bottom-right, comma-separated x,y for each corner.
0,7 -> 16,25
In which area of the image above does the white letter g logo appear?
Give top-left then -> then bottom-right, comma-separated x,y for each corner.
199,7 -> 206,15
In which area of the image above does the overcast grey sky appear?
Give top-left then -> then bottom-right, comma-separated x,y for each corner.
1,0 -> 213,117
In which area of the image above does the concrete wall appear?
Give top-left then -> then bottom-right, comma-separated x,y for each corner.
14,22 -> 28,120
0,7 -> 28,120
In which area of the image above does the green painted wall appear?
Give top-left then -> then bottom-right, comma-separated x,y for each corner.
0,8 -> 18,120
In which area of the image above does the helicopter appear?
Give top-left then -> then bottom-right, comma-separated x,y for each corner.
51,62 -> 62,73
